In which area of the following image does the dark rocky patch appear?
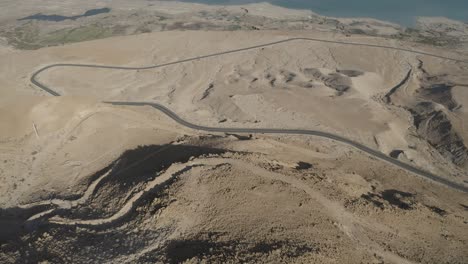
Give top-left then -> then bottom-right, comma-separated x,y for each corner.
336,69 -> 364,77
269,78 -> 277,87
425,205 -> 447,216
417,83 -> 458,111
361,193 -> 385,209
281,71 -> 297,83
323,73 -> 351,94
19,8 -> 111,22
384,69 -> 412,104
380,190 -> 414,210
226,133 -> 252,140
164,235 -> 316,263
409,102 -> 468,166
165,238 -> 225,264
201,83 -> 214,100
302,68 -> 351,95
361,189 -> 415,210
0,206 -> 53,242
3,221 -> 170,263
302,68 -> 323,79
416,60 -> 459,111
389,150 -> 404,159
295,161 -> 313,170
249,241 -> 316,258
68,144 -> 229,220
302,83 -> 315,88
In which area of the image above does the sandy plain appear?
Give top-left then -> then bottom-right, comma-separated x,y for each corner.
0,1 -> 468,263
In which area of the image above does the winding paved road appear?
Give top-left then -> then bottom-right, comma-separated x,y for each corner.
30,37 -> 468,193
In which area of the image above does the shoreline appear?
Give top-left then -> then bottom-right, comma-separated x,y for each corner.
175,0 -> 467,27
0,0 -> 467,52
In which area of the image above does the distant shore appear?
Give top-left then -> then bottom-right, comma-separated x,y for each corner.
176,0 -> 468,26
1,0 -> 467,51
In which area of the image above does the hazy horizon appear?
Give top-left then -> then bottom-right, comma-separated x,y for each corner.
178,0 -> 468,25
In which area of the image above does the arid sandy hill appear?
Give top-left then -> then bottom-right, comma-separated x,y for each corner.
1,1 -> 468,264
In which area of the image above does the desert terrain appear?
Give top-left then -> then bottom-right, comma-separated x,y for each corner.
1,1 -> 468,263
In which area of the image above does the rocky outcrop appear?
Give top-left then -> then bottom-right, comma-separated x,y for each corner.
409,102 -> 468,166
303,68 -> 352,95
416,60 -> 460,111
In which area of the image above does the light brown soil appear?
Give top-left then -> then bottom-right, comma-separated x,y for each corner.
1,4 -> 468,263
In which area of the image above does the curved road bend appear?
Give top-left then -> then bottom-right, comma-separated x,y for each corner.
30,37 -> 468,193
30,37 -> 468,96
105,101 -> 468,193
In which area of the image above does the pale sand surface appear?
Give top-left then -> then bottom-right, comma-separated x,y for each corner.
0,3 -> 467,264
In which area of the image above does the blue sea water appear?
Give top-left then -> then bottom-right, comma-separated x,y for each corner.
178,0 -> 468,26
